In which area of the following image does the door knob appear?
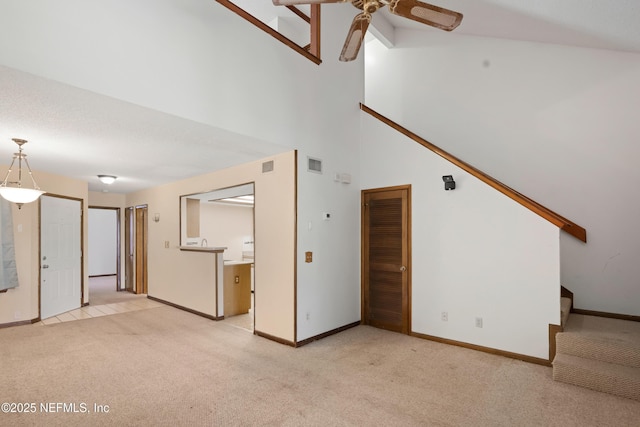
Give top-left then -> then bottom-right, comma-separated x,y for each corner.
400,266 -> 406,272
42,264 -> 49,269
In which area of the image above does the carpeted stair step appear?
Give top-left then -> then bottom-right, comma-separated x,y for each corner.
560,297 -> 571,329
552,353 -> 640,401
556,332 -> 640,368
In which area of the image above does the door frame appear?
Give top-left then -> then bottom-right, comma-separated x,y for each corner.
361,184 -> 412,334
39,194 -> 84,319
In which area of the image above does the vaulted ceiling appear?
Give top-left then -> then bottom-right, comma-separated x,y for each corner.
1,0 -> 638,194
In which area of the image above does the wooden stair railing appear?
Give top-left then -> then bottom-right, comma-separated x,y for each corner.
216,1 -> 322,65
360,103 -> 587,243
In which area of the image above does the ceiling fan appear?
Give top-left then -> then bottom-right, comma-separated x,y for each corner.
272,0 -> 463,62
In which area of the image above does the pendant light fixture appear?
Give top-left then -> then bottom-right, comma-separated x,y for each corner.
0,138 -> 46,209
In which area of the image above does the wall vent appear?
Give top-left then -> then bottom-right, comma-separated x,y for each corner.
307,157 -> 322,174
262,160 -> 274,173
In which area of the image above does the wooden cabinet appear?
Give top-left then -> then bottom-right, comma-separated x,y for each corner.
223,263 -> 251,317
186,198 -> 200,238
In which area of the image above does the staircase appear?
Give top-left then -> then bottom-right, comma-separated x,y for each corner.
560,297 -> 571,329
552,309 -> 640,401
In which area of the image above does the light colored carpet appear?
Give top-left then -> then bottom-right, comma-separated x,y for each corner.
1,306 -> 639,426
553,314 -> 640,401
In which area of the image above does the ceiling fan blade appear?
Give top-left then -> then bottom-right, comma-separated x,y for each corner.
388,0 -> 463,31
339,13 -> 371,62
272,0 -> 346,5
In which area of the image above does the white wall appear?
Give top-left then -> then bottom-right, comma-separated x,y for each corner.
200,203 -> 253,262
0,1 -> 364,340
126,151 -> 296,342
88,192 -> 126,290
0,0 -> 360,149
360,114 -> 560,359
88,208 -> 118,276
365,30 -> 640,317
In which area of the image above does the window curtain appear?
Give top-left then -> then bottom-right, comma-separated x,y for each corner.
0,198 -> 18,291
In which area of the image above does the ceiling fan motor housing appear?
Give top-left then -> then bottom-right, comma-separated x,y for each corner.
352,0 -> 382,14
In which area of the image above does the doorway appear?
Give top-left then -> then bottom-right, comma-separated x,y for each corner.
40,195 -> 82,319
124,205 -> 148,294
361,185 -> 411,334
88,207 -> 121,301
135,205 -> 148,294
180,183 -> 255,331
124,207 -> 134,292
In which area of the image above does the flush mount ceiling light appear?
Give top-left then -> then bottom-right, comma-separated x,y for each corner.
98,175 -> 117,185
0,138 -> 46,209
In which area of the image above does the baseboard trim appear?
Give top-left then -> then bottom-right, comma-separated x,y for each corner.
0,318 -> 40,329
295,321 -> 361,348
254,330 -> 296,347
411,331 -> 551,367
572,308 -> 640,322
146,296 -> 223,321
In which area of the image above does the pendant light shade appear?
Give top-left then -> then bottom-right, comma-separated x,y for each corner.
0,139 -> 46,208
0,187 -> 45,204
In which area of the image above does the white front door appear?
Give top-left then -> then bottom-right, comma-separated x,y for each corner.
40,196 -> 82,319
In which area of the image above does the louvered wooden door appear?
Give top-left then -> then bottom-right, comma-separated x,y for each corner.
362,186 -> 411,334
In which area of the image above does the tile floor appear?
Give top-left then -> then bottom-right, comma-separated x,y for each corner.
35,276 -> 253,331
35,297 -> 165,326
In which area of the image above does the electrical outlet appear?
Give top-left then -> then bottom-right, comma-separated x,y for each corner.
305,251 -> 313,263
164,241 -> 169,248
441,311 -> 448,322
475,317 -> 483,328
306,312 -> 310,320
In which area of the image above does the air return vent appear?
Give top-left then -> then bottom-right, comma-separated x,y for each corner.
307,157 -> 322,174
262,160 -> 274,173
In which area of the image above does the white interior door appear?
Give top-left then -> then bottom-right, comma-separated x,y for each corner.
41,196 -> 82,319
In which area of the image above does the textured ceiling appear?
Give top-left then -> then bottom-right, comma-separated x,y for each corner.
1,0 -> 639,194
0,66 -> 288,194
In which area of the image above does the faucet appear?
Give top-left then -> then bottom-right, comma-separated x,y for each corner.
201,238 -> 208,247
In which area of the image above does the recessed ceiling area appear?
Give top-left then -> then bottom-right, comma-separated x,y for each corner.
187,183 -> 255,206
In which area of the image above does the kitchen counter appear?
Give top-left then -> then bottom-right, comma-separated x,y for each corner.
180,246 -> 226,253
223,260 -> 254,265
